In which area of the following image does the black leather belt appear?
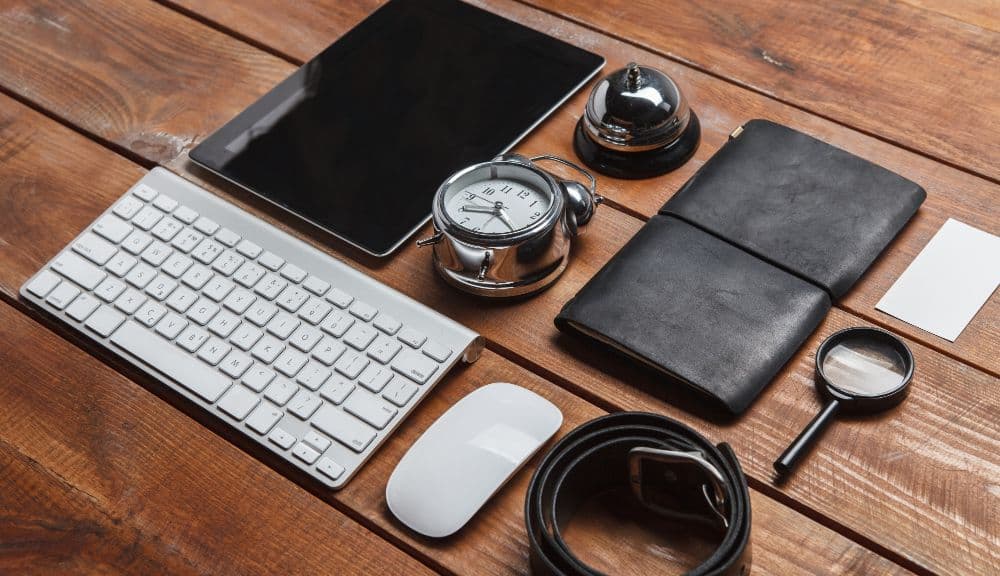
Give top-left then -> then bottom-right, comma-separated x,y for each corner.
525,413 -> 752,576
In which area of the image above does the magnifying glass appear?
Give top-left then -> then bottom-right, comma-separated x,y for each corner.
774,327 -> 915,476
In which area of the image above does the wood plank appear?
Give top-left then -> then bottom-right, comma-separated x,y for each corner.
519,0 -> 1000,182
0,60 -> 991,576
0,81 -> 907,574
0,304 -> 435,575
0,1 -> 995,573
897,0 -> 1000,32
152,0 -> 1000,376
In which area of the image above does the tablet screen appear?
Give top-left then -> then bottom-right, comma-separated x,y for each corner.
190,0 -> 604,256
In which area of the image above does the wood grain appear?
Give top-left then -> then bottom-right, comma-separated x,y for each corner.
0,305 -> 435,576
519,0 -> 1000,182
0,85 -> 906,574
897,0 -> 1000,32
0,56 -> 995,576
144,0 -> 1000,375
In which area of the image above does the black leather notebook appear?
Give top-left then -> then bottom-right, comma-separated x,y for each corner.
556,120 -> 925,414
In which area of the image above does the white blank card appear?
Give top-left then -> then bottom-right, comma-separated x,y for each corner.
876,218 -> 1000,342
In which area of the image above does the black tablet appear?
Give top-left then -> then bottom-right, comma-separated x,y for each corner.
190,0 -> 604,257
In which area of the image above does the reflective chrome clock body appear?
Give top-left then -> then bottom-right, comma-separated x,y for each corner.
418,154 -> 600,297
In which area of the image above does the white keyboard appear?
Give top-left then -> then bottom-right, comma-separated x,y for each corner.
21,168 -> 481,489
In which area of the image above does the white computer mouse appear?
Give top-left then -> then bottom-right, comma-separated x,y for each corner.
386,382 -> 563,538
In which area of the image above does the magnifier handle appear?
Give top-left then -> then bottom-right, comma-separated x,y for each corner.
774,399 -> 841,476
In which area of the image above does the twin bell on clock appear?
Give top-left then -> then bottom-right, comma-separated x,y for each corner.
418,62 -> 697,298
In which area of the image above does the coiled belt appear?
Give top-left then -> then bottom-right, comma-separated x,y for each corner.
525,413 -> 752,575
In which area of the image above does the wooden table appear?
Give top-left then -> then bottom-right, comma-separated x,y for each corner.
0,1 -> 996,574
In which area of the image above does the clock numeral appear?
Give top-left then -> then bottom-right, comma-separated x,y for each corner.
460,216 -> 471,225
483,187 -> 496,196
529,200 -> 539,207
465,193 -> 476,201
500,185 -> 513,193
517,190 -> 531,199
530,212 -> 541,220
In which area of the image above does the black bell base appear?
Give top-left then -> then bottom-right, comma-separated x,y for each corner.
573,111 -> 701,180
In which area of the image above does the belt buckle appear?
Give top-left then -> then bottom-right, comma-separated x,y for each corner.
628,446 -> 730,530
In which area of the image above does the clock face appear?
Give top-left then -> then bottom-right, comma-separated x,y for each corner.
444,177 -> 552,234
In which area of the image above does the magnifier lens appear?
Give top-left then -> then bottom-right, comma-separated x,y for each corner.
820,336 -> 908,397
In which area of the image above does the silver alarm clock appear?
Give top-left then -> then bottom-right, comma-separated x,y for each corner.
417,154 -> 601,297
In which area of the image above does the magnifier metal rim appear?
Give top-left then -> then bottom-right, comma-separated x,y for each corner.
814,326 -> 914,403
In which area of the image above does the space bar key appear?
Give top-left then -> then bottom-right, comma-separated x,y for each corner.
111,321 -> 232,403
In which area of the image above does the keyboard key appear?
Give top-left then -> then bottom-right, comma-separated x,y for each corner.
125,262 -> 156,289
113,195 -> 144,219
192,238 -> 224,264
358,364 -> 394,393
203,277 -> 234,302
320,310 -> 354,338
177,326 -> 209,353
267,312 -> 300,339
317,457 -> 345,481
268,427 -> 296,450
279,263 -> 307,283
152,193 -> 178,213
162,253 -> 193,278
165,286 -> 198,313
344,323 -> 378,351
141,241 -> 173,266
197,337 -> 231,365
217,384 -> 260,421
298,297 -> 332,325
311,336 -> 345,366
334,351 -> 369,379
212,250 -> 244,276
242,365 -> 275,392
187,298 -> 219,325
135,301 -> 166,328
344,390 -> 397,430
373,314 -> 401,335
151,217 -> 183,242
230,324 -> 263,352
246,301 -> 278,326
65,293 -> 100,322
325,287 -> 353,308
288,390 -> 321,419
233,261 -> 265,288
276,285 -> 309,312
397,327 -> 426,348
235,239 -> 262,259
292,442 -> 320,464
132,206 -> 163,231
245,402 -> 282,435
111,321 -> 230,402
274,349 -> 308,377
319,377 -> 354,405
131,184 -> 157,201
26,270 -> 61,298
154,312 -> 188,339
254,273 -> 286,300
263,378 -> 297,406
180,263 -> 212,290
84,305 -> 125,338
302,275 -> 330,296
122,230 -> 153,255
73,232 -> 117,265
296,361 -> 331,391
106,253 -> 137,277
145,274 -> 177,301
208,310 -> 240,338
215,227 -> 240,247
367,335 -> 402,364
114,288 -> 146,314
422,340 -> 453,363
46,282 -> 80,310
258,251 -> 284,271
251,335 -> 284,364
193,216 -> 219,235
95,277 -> 127,302
349,300 -> 377,322
303,430 -> 332,453
289,324 -> 322,352
92,214 -> 132,243
171,229 -> 204,253
311,404 -> 376,453
52,252 -> 106,290
173,205 -> 199,224
219,350 -> 253,379
391,349 -> 438,384
382,378 -> 418,407
223,287 -> 256,314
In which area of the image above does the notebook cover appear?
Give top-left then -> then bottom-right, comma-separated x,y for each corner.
555,215 -> 830,414
662,119 -> 926,298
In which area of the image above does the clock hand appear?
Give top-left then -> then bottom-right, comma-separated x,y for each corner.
497,208 -> 517,231
460,204 -> 496,214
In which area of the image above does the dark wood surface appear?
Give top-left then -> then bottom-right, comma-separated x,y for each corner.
0,1 -> 996,574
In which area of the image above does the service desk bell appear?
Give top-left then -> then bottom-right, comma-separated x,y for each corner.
574,62 -> 700,179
